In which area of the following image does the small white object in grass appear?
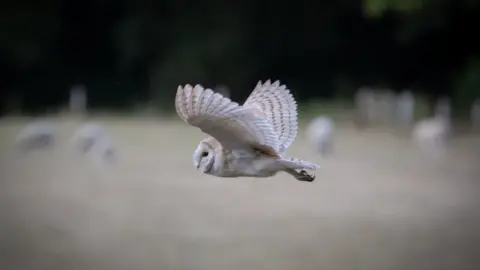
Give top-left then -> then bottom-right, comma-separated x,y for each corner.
395,90 -> 414,128
15,120 -> 56,152
376,89 -> 396,125
70,123 -> 107,154
306,116 -> 335,156
69,84 -> 87,116
412,116 -> 450,156
354,87 -> 376,127
435,96 -> 451,122
90,136 -> 117,166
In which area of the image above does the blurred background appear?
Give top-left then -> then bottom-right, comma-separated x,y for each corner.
0,0 -> 479,116
1,1 -> 480,270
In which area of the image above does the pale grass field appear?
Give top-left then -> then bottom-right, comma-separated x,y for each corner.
1,117 -> 479,270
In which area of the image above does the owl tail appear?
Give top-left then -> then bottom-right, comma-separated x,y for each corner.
279,156 -> 320,171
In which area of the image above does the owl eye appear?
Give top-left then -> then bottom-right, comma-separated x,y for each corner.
201,152 -> 208,157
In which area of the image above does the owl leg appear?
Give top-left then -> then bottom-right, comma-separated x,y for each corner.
285,169 -> 315,182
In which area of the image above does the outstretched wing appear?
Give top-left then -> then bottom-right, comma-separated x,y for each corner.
175,84 -> 282,154
243,80 -> 298,151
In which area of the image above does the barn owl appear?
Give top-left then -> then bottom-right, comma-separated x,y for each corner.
175,80 -> 320,182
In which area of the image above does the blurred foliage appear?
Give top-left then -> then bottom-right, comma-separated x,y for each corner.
452,57 -> 480,117
364,0 -> 425,16
0,1 -> 61,68
0,0 -> 479,117
364,0 -> 479,16
298,99 -> 353,125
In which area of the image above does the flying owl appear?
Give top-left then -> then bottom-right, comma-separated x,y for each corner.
175,80 -> 320,182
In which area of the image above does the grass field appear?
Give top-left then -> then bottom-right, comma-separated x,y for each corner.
1,116 -> 479,270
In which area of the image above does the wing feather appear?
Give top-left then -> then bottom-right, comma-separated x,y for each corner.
243,80 -> 298,151
175,84 -> 282,153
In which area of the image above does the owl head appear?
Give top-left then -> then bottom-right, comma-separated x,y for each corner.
193,141 -> 215,174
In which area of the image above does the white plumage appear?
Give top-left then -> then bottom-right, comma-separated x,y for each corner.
15,120 -> 56,152
306,116 -> 335,156
243,80 -> 298,151
175,79 -> 320,182
395,90 -> 414,128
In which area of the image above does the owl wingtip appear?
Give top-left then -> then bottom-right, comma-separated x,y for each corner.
193,84 -> 204,90
306,161 -> 321,171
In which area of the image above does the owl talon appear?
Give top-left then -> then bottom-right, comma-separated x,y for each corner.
297,169 -> 315,182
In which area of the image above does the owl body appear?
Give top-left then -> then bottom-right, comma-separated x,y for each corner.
212,152 -> 280,178
218,151 -> 287,178
193,137 -> 276,177
176,80 -> 320,182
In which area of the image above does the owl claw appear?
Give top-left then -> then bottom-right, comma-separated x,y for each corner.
296,169 -> 315,182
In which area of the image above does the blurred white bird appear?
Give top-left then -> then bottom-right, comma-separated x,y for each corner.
395,90 -> 414,128
434,96 -> 451,128
306,116 -> 335,156
69,84 -> 87,117
412,116 -> 450,156
70,123 -> 108,154
70,123 -> 117,165
89,136 -> 117,166
376,89 -> 396,126
15,120 -> 56,153
354,87 -> 376,128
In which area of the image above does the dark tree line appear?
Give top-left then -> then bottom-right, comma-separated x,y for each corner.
0,0 -> 479,116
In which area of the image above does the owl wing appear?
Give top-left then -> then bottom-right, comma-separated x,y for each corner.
243,80 -> 298,151
175,84 -> 282,154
